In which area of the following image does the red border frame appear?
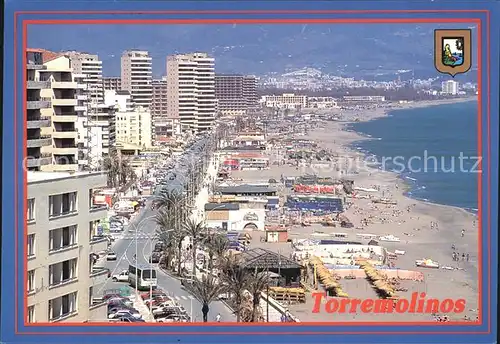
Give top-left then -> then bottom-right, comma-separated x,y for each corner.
14,10 -> 491,336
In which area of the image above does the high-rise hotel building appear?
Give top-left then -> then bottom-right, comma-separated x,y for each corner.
166,52 -> 216,133
215,74 -> 258,114
120,51 -> 153,109
64,52 -> 104,104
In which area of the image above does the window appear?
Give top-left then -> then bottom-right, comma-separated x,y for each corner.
48,292 -> 77,320
27,234 -> 35,257
49,192 -> 77,217
27,270 -> 35,293
27,305 -> 35,323
49,226 -> 77,251
49,258 -> 77,286
27,198 -> 35,222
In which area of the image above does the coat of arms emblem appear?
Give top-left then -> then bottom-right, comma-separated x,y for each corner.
434,29 -> 472,77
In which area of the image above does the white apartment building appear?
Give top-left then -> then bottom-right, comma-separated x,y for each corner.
65,52 -> 104,104
166,52 -> 216,133
26,49 -> 53,171
37,55 -> 79,172
120,51 -> 153,109
104,90 -> 135,112
115,107 -> 153,148
307,96 -> 339,109
27,171 -> 109,323
260,93 -> 308,109
441,80 -> 459,95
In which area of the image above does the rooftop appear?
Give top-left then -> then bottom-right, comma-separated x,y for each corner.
216,185 -> 277,195
204,203 -> 240,211
239,248 -> 303,270
28,171 -> 106,183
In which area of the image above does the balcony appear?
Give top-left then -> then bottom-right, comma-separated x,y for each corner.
27,80 -> 52,89
26,62 -> 46,70
27,136 -> 52,148
27,99 -> 51,109
51,81 -> 78,89
53,113 -> 78,122
90,236 -> 109,253
90,267 -> 110,286
52,98 -> 78,106
26,154 -> 52,168
52,130 -> 77,139
27,116 -> 51,129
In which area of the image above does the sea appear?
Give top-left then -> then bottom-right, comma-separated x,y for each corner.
349,101 -> 479,213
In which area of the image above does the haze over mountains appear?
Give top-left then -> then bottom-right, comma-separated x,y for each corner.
28,24 -> 478,81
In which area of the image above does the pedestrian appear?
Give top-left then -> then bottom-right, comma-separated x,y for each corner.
466,253 -> 470,261
462,253 -> 465,261
461,229 -> 465,237
215,313 -> 221,322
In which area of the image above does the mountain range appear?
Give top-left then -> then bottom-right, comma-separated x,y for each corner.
28,23 -> 478,81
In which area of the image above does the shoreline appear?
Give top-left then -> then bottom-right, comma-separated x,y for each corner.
338,97 -> 479,216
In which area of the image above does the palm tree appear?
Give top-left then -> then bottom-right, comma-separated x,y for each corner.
102,150 -> 134,188
246,270 -> 271,322
219,257 -> 252,322
154,209 -> 176,269
190,274 -> 228,322
206,234 -> 230,272
182,218 -> 207,278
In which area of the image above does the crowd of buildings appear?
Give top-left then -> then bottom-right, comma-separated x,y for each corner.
26,48 -> 260,172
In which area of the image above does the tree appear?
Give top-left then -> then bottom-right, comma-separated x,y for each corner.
154,209 -> 178,270
189,274 -> 227,322
182,218 -> 207,278
153,191 -> 190,275
219,257 -> 252,322
246,270 -> 271,322
205,234 -> 230,272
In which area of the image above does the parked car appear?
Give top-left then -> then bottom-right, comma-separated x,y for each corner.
112,270 -> 129,282
106,251 -> 117,261
108,309 -> 142,319
149,252 -> 161,263
154,242 -> 165,252
117,316 -> 145,323
140,289 -> 165,299
156,314 -> 190,323
107,298 -> 133,308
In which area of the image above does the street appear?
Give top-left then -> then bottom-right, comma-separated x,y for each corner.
98,200 -> 236,322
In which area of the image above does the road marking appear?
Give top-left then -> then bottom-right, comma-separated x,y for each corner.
180,296 -> 188,300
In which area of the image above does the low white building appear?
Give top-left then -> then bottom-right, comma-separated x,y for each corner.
204,200 -> 267,231
260,93 -> 308,109
115,107 -> 153,149
27,171 -> 109,323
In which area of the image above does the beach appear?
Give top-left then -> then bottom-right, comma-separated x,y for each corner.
232,97 -> 479,321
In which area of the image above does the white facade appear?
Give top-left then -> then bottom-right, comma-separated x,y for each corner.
27,171 -> 109,323
104,90 -> 135,112
260,93 -> 308,109
204,201 -> 267,231
441,80 -> 459,95
38,56 -> 79,172
120,50 -> 153,109
115,107 -> 153,148
307,96 -> 339,109
166,52 -> 216,133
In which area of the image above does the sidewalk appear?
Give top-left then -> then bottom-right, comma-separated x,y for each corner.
130,292 -> 155,322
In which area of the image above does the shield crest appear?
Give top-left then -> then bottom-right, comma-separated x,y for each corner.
434,29 -> 472,77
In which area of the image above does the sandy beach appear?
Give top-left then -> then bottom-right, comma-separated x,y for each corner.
232,97 -> 479,321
